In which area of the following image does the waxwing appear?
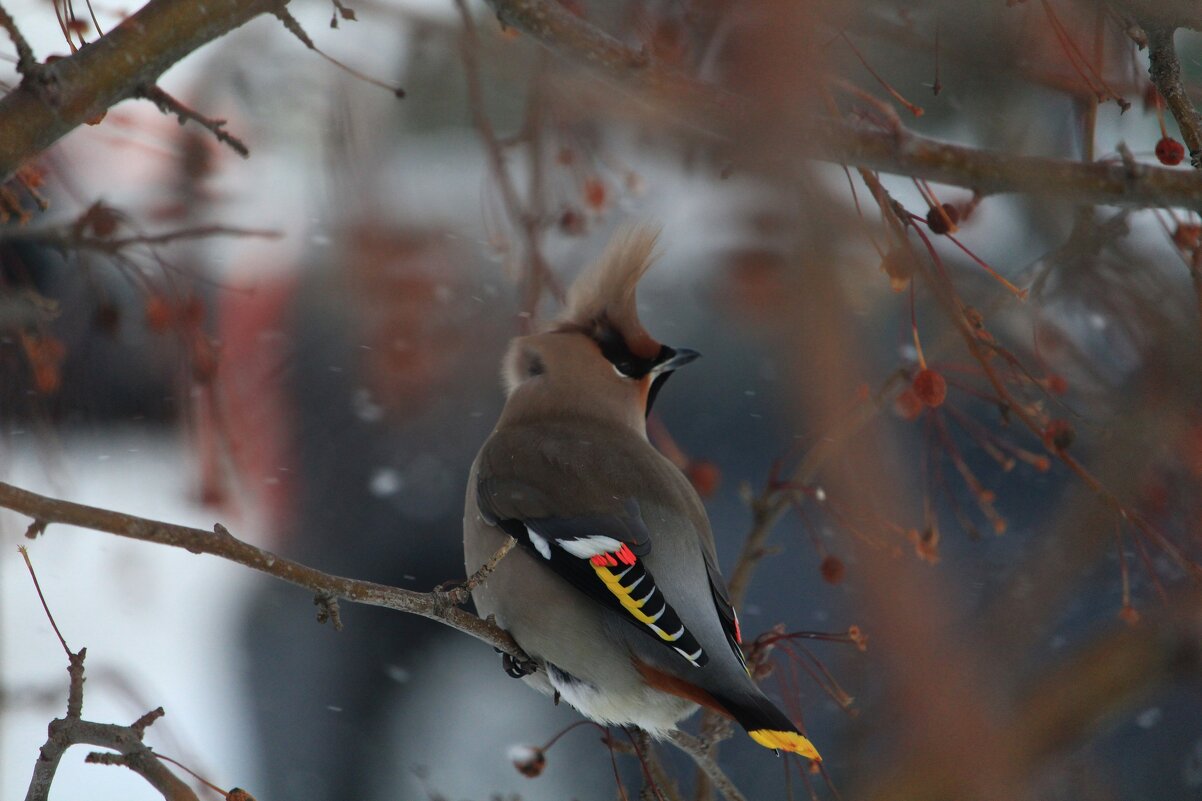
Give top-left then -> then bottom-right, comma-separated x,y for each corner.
463,225 -> 820,760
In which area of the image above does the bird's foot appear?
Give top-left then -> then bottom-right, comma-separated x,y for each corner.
502,652 -> 536,678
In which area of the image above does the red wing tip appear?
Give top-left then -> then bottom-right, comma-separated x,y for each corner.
748,729 -> 822,761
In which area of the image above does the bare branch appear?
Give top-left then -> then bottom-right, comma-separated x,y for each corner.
19,550 -> 199,801
1,219 -> 279,255
665,732 -> 747,801
484,0 -> 1202,209
1145,26 -> 1202,169
0,481 -> 529,663
0,0 -> 286,184
136,84 -> 249,157
29,714 -> 200,801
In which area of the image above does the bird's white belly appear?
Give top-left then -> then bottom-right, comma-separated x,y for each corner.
543,663 -> 697,738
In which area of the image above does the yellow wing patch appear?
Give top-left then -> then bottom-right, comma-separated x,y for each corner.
749,729 -> 822,761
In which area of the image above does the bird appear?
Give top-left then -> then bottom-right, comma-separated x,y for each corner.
463,225 -> 820,761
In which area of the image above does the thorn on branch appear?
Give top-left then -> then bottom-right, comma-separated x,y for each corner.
25,518 -> 47,538
314,593 -> 343,630
136,84 -> 249,158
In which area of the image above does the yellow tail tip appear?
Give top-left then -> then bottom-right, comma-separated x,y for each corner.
748,729 -> 822,761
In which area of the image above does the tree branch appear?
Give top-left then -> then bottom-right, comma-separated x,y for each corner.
0,481 -> 530,663
483,0 -> 1202,210
0,0 -> 287,183
665,732 -> 747,801
1145,26 -> 1202,169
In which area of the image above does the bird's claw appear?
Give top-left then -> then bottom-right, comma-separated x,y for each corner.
502,652 -> 535,678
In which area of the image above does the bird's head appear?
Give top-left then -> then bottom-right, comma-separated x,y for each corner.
498,225 -> 699,432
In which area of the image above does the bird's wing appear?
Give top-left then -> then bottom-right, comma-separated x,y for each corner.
701,550 -> 749,673
476,443 -> 709,668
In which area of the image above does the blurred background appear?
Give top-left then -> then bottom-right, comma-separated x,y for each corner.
2,1 -> 1202,800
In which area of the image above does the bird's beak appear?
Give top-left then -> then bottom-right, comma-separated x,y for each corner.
645,347 -> 700,418
651,347 -> 701,375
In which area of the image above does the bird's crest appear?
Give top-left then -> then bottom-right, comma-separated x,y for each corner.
554,224 -> 661,359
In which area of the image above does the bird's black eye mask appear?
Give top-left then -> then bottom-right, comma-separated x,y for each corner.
548,316 -> 681,415
593,322 -> 666,379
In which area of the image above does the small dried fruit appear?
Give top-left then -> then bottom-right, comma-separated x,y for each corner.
820,555 -> 845,584
1042,419 -> 1075,451
686,460 -> 721,498
508,745 -> 547,778
583,177 -> 607,211
925,203 -> 960,235
558,207 -> 586,236
93,303 -> 121,336
912,368 -> 947,408
145,294 -> 173,333
1045,374 -> 1068,395
1173,223 -> 1201,250
1155,136 -> 1185,166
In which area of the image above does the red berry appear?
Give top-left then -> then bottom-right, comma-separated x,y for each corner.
686,460 -> 721,498
912,369 -> 947,408
925,203 -> 960,235
820,555 -> 845,584
583,177 -> 607,211
1173,223 -> 1201,250
1045,374 -> 1068,395
1042,419 -> 1075,451
1155,137 -> 1185,166
145,294 -> 173,333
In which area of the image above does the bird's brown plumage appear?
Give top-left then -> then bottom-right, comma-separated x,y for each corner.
463,224 -> 821,760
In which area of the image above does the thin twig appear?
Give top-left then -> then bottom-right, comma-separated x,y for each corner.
448,535 -> 517,604
456,0 -> 563,327
272,5 -> 404,97
19,546 -> 199,801
136,84 -> 249,157
726,371 -> 908,609
1145,26 -> 1202,169
0,3 -> 36,74
2,222 -> 280,254
666,732 -> 748,801
17,546 -> 71,658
